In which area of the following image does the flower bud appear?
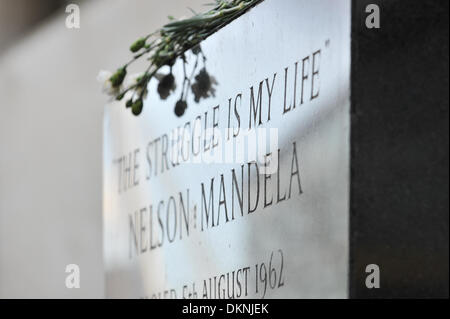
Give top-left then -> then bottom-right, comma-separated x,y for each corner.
126,99 -> 133,108
116,92 -> 126,101
130,38 -> 146,53
132,99 -> 143,116
109,67 -> 127,87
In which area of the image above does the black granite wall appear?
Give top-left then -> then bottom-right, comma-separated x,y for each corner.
350,0 -> 449,298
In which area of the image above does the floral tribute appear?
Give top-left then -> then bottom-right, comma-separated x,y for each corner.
98,0 -> 261,117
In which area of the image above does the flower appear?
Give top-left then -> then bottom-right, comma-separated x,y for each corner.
124,72 -> 144,87
100,0 -> 261,117
174,100 -> 187,117
97,70 -> 112,83
191,68 -> 217,103
156,73 -> 176,100
97,70 -> 120,96
122,72 -> 148,101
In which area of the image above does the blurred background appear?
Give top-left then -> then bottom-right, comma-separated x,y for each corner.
0,0 -> 203,298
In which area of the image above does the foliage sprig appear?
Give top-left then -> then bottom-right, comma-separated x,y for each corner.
102,0 -> 262,116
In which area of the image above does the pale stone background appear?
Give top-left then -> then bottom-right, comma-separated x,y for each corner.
0,0 -> 203,298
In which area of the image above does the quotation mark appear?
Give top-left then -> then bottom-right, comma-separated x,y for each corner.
65,4 -> 80,29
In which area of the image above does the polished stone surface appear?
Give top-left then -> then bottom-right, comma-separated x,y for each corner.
104,0 -> 350,298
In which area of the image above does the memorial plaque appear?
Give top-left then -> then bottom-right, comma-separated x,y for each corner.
103,0 -> 350,298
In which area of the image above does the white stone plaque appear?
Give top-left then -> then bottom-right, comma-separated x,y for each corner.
104,0 -> 350,298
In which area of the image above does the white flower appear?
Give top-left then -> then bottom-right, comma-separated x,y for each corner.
124,72 -> 144,88
125,72 -> 149,100
96,70 -> 111,83
97,70 -> 119,96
